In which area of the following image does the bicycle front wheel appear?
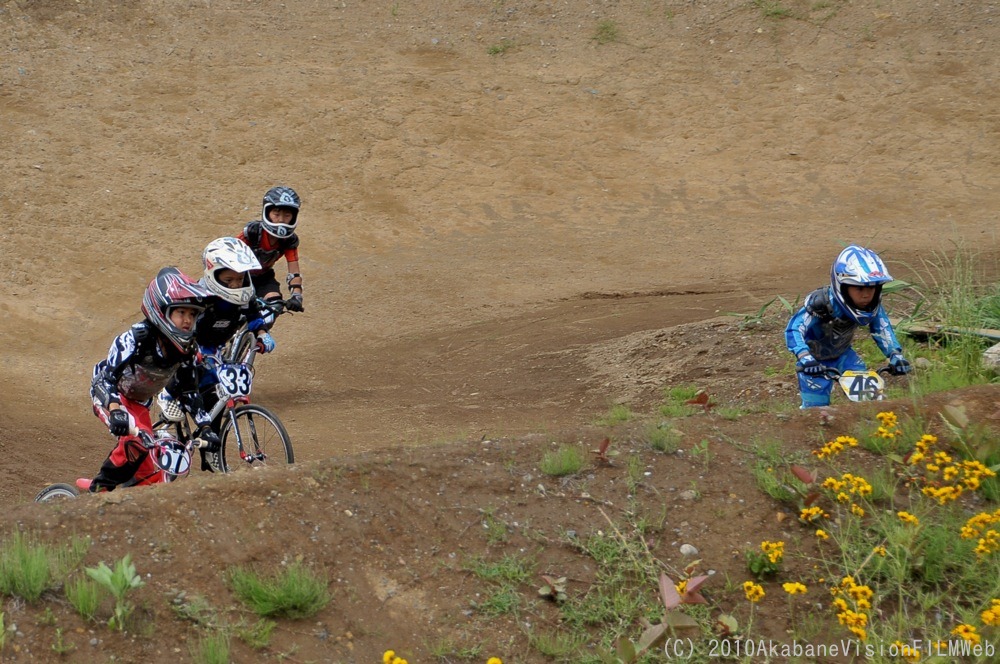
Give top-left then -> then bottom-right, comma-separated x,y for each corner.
35,483 -> 80,503
218,404 -> 294,473
226,329 -> 257,364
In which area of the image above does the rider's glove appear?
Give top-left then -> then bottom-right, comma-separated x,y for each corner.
195,426 -> 221,453
287,292 -> 304,312
796,354 -> 825,376
256,332 -> 276,354
889,353 -> 912,376
108,408 -> 131,436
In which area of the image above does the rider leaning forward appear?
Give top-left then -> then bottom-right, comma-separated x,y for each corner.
82,268 -> 220,492
785,245 -> 912,409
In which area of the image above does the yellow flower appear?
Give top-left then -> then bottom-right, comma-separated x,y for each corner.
815,529 -> 830,540
675,580 -> 687,596
383,652 -> 395,664
897,511 -> 920,526
800,506 -> 826,522
743,581 -> 765,603
782,582 -> 807,595
761,540 -> 784,564
850,503 -> 865,517
873,546 -> 887,557
892,641 -> 920,663
982,599 -> 1000,626
951,624 -> 981,645
487,658 -> 504,664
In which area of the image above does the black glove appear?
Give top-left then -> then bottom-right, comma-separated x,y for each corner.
796,354 -> 825,376
287,292 -> 304,312
889,353 -> 912,376
108,409 -> 131,436
195,426 -> 221,453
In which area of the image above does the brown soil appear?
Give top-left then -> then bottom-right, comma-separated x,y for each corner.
1,0 -> 998,661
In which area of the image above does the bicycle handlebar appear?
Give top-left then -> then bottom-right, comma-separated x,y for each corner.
797,365 -> 897,380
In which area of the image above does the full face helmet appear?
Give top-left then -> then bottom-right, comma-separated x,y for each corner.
261,186 -> 301,239
830,245 -> 893,325
201,237 -> 262,305
141,267 -> 212,352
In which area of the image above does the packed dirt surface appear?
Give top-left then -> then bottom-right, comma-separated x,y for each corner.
1,0 -> 999,661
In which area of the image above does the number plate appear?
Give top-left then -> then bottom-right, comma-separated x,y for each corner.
215,363 -> 254,397
154,441 -> 191,477
837,370 -> 885,402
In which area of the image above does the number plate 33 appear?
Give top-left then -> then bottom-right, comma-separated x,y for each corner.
216,363 -> 254,398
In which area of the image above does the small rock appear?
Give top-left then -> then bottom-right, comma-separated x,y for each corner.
680,544 -> 699,556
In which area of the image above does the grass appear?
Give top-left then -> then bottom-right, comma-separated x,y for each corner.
227,562 -> 330,619
644,421 -> 682,453
189,631 -> 230,664
0,533 -> 88,602
539,444 -> 585,476
487,39 -> 515,55
592,20 -> 619,44
753,0 -> 793,18
595,403 -> 633,426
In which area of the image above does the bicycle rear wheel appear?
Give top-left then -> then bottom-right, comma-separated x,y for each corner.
35,483 -> 80,503
218,404 -> 294,473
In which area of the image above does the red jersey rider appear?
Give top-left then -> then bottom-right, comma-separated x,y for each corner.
237,186 -> 305,314
82,267 -> 220,492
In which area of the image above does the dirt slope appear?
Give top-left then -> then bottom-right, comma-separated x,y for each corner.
1,0 -> 999,660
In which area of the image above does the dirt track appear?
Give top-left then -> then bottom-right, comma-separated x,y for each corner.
3,0 -> 997,505
0,1 -> 999,658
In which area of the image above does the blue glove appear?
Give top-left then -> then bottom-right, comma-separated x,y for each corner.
889,353 -> 912,375
796,354 -> 825,376
256,332 -> 276,354
248,315 -> 270,332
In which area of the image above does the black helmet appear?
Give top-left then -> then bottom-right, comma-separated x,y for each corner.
141,267 -> 211,352
261,186 -> 301,238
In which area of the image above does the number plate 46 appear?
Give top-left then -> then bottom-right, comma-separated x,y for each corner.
837,370 -> 885,402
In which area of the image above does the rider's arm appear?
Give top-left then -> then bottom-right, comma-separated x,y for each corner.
869,307 -> 903,358
784,306 -> 816,359
90,324 -> 145,409
170,361 -> 213,427
285,258 -> 302,294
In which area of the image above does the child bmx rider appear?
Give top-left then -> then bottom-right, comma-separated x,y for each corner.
785,245 -> 912,409
82,267 -> 220,492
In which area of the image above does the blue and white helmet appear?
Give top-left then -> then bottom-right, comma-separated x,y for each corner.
201,237 -> 262,305
831,245 -> 893,325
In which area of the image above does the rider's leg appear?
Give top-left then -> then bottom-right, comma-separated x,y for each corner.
88,399 -> 157,492
798,371 -> 834,408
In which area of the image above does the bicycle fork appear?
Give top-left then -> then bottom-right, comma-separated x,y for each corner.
225,403 -> 267,465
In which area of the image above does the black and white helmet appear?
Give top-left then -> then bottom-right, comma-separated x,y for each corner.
141,267 -> 211,352
201,237 -> 261,305
261,186 -> 301,238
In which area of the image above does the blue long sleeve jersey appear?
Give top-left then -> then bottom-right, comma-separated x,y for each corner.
784,286 -> 902,361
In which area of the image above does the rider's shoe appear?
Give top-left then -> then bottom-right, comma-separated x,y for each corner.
156,389 -> 185,423
76,478 -> 109,493
201,451 -> 222,473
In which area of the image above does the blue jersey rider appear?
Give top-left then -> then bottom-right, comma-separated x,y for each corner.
785,245 -> 912,409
